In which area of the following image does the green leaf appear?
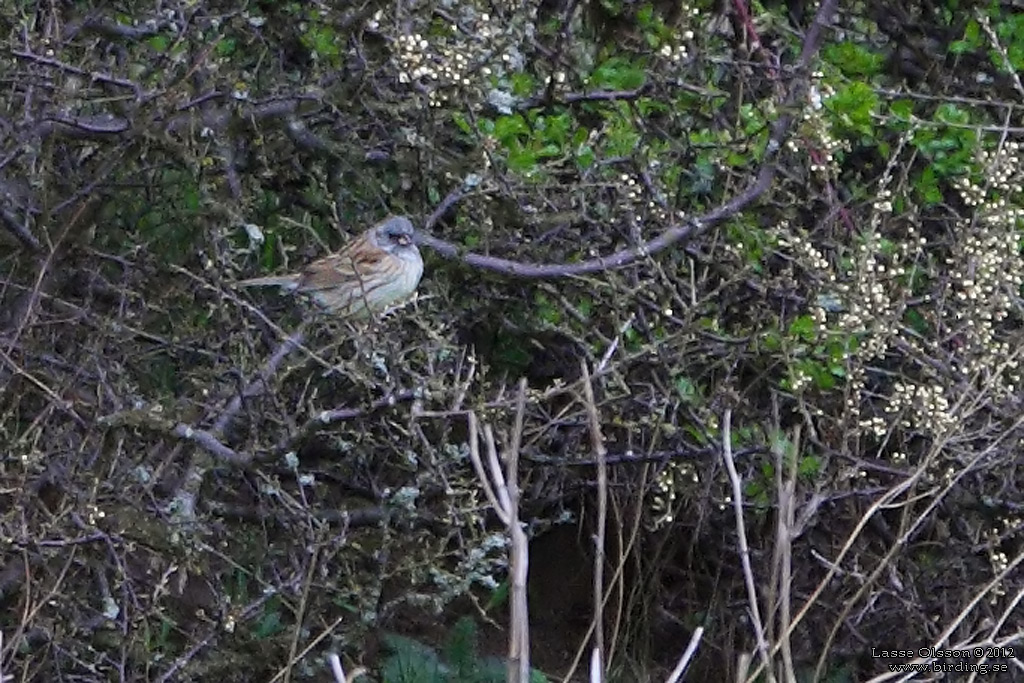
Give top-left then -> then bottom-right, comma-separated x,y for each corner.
255,605 -> 282,639
381,633 -> 443,683
147,35 -> 170,52
889,99 -> 913,121
798,455 -> 822,477
604,113 -> 640,156
303,25 -> 339,59
507,146 -> 537,173
576,297 -> 593,318
823,42 -> 884,77
484,581 -> 509,611
452,112 -> 474,136
789,315 -> 817,342
915,166 -> 943,205
536,143 -> 562,158
576,145 -> 595,169
904,308 -> 929,335
444,617 -> 479,673
494,114 -> 529,144
674,375 -> 699,405
183,186 -> 200,212
934,103 -> 970,125
510,72 -> 536,96
216,38 -> 237,57
535,112 -> 572,145
534,291 -> 561,324
589,56 -> 646,90
800,359 -> 836,390
824,81 -> 879,139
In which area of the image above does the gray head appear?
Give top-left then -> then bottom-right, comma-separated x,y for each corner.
370,216 -> 418,255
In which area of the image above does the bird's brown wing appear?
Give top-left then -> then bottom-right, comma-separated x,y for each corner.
294,238 -> 392,314
297,248 -> 377,292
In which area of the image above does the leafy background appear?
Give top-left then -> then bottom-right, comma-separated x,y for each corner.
1,0 -> 1023,681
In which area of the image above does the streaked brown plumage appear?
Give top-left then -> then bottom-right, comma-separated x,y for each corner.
238,216 -> 423,318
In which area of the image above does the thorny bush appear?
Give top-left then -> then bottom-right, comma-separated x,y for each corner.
1,1 -> 1024,681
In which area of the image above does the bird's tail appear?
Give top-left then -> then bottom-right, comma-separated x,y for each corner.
236,274 -> 300,290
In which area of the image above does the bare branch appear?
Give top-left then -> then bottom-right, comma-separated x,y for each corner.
12,50 -> 147,98
0,207 -> 40,252
517,85 -> 649,110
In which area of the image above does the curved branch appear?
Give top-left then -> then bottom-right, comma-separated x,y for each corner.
416,0 -> 837,278
16,95 -> 324,144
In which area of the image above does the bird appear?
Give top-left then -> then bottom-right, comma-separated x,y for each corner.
238,216 -> 424,318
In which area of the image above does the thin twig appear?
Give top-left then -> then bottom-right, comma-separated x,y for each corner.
721,409 -> 774,682
665,626 -> 704,683
581,361 -> 607,681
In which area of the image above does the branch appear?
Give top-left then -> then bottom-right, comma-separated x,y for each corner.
12,50 -> 147,98
23,95 -> 323,142
0,207 -> 41,252
580,361 -> 607,678
521,445 -> 766,467
62,15 -> 168,42
273,389 -> 420,455
211,327 -> 308,438
516,85 -> 648,111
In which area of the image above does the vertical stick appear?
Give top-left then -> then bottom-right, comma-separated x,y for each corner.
507,378 -> 530,683
581,361 -> 607,680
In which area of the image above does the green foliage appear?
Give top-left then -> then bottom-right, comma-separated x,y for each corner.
636,3 -> 675,48
147,34 -> 170,52
673,374 -> 702,406
993,12 -> 1024,70
483,581 -> 509,612
482,111 -> 574,175
914,166 -> 943,205
382,634 -> 444,682
533,291 -> 561,325
602,104 -> 642,157
822,42 -> 884,78
509,73 -> 536,97
452,112 -> 473,137
950,18 -> 983,55
743,465 -> 773,508
726,223 -> 771,272
909,104 -> 978,202
786,348 -> 848,393
798,453 -> 822,478
217,37 -> 238,57
788,315 -> 817,342
300,11 -> 340,64
493,334 -> 534,375
142,616 -> 175,654
823,82 -> 879,142
381,618 -> 549,683
254,596 -> 284,639
744,434 -> 821,507
589,56 -> 646,90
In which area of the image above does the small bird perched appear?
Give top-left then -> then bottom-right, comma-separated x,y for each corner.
238,216 -> 424,318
